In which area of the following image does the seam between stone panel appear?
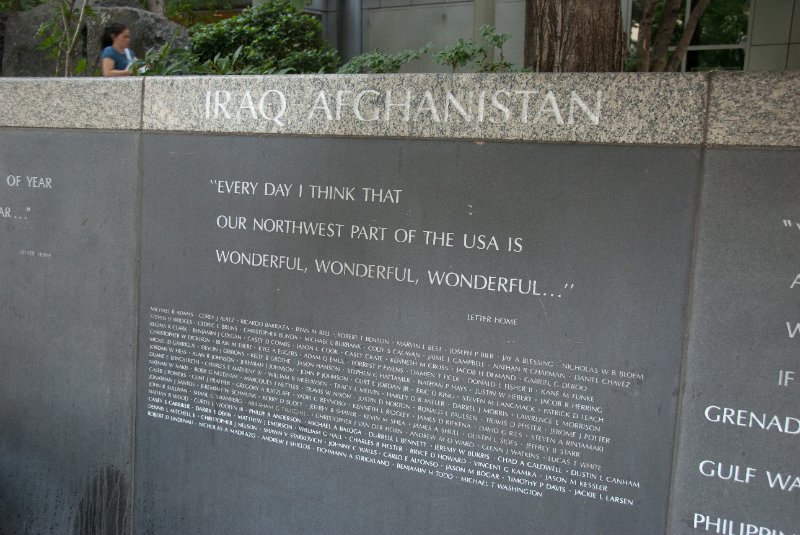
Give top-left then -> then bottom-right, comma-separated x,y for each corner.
129,77 -> 145,534
664,144 -> 707,535
139,78 -> 146,132
701,72 -> 712,148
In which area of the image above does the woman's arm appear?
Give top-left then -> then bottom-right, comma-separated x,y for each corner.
101,57 -> 130,77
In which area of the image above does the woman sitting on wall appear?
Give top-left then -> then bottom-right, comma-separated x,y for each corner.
100,24 -> 136,77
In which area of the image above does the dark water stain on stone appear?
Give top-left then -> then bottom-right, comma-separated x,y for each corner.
72,466 -> 130,535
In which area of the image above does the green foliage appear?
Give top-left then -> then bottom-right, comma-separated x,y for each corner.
129,0 -> 336,76
197,44 -> 248,74
131,41 -> 293,76
74,57 -> 87,74
36,20 -> 60,58
688,0 -> 748,71
36,0 -> 95,76
696,0 -> 749,46
629,0 -> 751,71
0,0 -> 43,13
480,24 -> 510,52
195,44 -> 293,74
433,26 -> 514,73
631,0 -> 686,48
131,40 -> 198,75
433,38 -> 481,73
165,0 -> 198,24
189,0 -> 339,73
477,24 -> 512,72
623,51 -> 638,72
165,0 -> 233,27
339,44 -> 430,74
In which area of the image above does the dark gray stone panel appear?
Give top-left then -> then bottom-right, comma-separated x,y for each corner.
670,149 -> 800,535
0,129 -> 138,534
135,135 -> 699,535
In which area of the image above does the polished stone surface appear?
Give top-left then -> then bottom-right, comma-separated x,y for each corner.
134,134 -> 699,534
2,73 -> 799,148
142,73 -> 707,145
0,78 -> 142,130
669,148 -> 800,535
707,72 -> 800,147
0,128 -> 138,533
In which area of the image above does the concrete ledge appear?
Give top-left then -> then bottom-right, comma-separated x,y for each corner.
142,73 -> 706,145
0,78 -> 143,130
707,72 -> 800,147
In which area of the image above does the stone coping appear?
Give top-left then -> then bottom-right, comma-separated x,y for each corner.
0,73 -> 798,147
142,73 -> 706,145
707,72 -> 800,147
0,78 -> 143,130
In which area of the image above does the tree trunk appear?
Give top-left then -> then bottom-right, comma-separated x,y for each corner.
665,0 -> 712,71
147,0 -> 165,17
649,0 -> 682,71
638,0 -> 713,72
635,0 -> 658,71
524,0 -> 624,72
523,0 -> 536,68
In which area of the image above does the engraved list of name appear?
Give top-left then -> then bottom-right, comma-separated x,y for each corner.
145,305 -> 643,504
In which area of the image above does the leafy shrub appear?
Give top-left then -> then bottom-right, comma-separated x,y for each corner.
434,25 -> 514,73
0,0 -> 44,13
189,0 -> 339,73
36,0 -> 95,76
433,38 -> 481,73
338,44 -> 430,74
131,40 -> 198,75
478,25 -> 513,72
132,41 -> 294,75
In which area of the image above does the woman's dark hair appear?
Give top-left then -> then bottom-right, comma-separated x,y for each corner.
101,23 -> 128,48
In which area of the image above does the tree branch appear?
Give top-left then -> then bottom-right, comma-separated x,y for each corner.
56,3 -> 70,75
635,0 -> 658,72
523,0 -> 535,69
666,0 -> 712,71
64,0 -> 89,76
650,0 -> 682,71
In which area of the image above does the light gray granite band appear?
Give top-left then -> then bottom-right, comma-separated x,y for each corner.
0,78 -> 143,130
142,73 -> 707,145
2,73 -> 799,147
707,72 -> 800,147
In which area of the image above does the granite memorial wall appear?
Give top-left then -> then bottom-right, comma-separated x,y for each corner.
0,73 -> 797,535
